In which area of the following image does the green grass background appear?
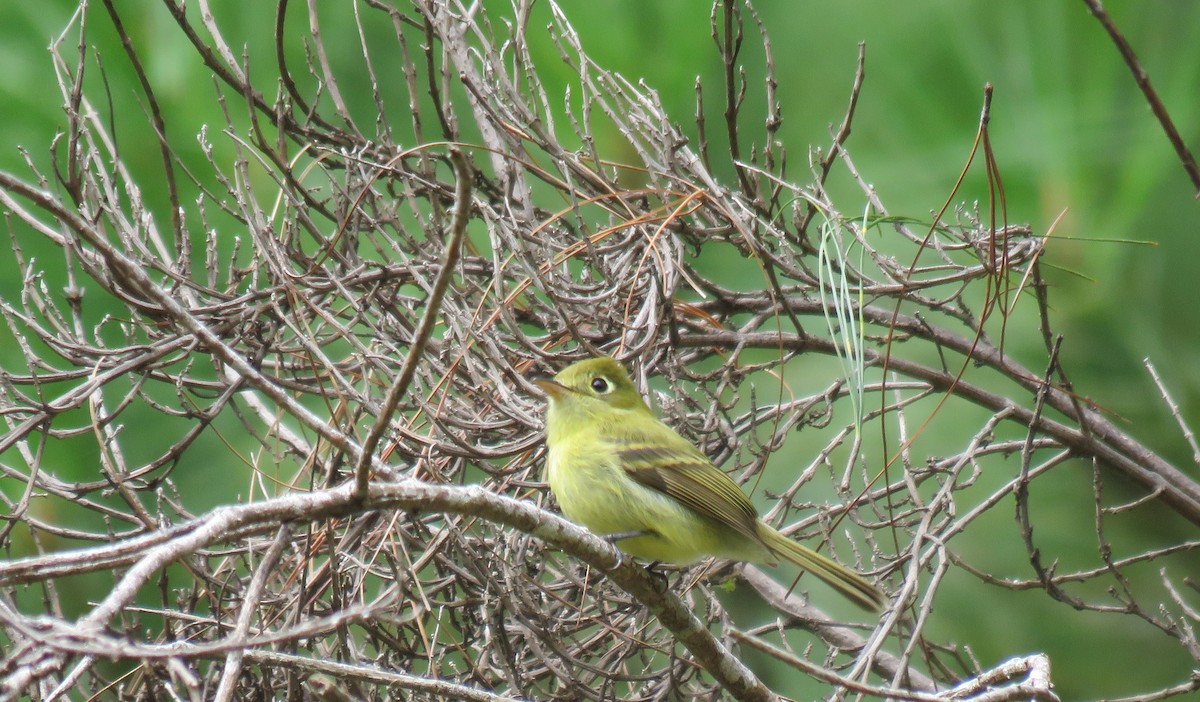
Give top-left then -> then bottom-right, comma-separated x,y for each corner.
0,1 -> 1197,698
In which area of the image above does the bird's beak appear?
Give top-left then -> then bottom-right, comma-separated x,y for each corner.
532,377 -> 569,400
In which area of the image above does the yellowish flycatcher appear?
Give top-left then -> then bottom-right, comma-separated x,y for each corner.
535,356 -> 885,611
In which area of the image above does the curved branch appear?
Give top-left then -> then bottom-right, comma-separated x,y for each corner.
0,481 -> 781,702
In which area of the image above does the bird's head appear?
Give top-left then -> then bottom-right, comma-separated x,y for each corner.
534,357 -> 647,412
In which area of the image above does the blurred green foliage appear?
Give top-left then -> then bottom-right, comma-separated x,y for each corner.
1,1 -> 1197,698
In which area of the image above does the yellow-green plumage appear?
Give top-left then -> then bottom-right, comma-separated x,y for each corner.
536,357 -> 885,611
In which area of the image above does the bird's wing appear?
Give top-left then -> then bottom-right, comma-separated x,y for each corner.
612,419 -> 762,544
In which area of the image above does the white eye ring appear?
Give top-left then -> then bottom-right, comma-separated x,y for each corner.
590,376 -> 610,393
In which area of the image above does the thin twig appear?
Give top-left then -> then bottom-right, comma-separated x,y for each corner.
1144,358 -> 1200,467
1082,0 -> 1200,196
353,148 -> 474,498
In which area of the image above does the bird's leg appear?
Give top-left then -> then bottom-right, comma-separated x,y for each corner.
600,528 -> 676,588
601,529 -> 654,544
593,531 -> 650,569
598,531 -> 668,589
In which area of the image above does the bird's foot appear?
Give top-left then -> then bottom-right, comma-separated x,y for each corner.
643,561 -> 669,592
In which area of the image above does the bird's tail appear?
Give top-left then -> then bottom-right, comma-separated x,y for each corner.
757,523 -> 885,611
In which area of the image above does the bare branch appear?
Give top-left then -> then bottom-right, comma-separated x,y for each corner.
0,1 -> 1195,700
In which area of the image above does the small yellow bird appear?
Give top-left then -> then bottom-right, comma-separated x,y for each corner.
535,357 -> 885,611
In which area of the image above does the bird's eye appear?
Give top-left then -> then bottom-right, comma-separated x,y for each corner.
590,377 -> 610,393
